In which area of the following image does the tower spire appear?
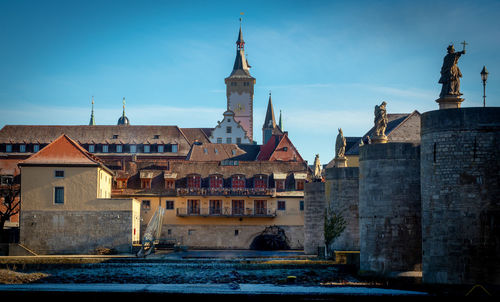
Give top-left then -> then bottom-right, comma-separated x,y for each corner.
228,18 -> 252,77
89,96 -> 96,126
278,109 -> 283,131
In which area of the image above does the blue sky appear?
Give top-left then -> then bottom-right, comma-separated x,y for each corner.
1,0 -> 499,164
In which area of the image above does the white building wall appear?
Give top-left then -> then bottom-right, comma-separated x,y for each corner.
209,110 -> 251,144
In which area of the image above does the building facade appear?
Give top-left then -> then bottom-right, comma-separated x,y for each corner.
18,135 -> 140,254
0,25 -> 311,251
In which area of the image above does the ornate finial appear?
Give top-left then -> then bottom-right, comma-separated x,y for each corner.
92,95 -> 94,105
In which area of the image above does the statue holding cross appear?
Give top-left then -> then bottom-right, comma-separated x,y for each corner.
438,41 -> 466,98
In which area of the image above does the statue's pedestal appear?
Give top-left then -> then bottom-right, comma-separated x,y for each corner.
435,96 -> 464,110
371,135 -> 388,144
333,157 -> 348,168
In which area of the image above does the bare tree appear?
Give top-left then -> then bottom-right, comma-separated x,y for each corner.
0,184 -> 20,242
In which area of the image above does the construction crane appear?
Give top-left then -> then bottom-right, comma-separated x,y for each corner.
136,207 -> 165,257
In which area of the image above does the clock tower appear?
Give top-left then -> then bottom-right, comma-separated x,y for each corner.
224,24 -> 256,142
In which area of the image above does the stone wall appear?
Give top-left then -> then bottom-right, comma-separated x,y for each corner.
304,182 -> 326,255
20,210 -> 135,254
325,167 -> 359,251
359,142 -> 421,275
421,107 -> 500,285
160,224 -> 304,249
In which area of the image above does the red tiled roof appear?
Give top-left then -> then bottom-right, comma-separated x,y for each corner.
20,134 -> 104,166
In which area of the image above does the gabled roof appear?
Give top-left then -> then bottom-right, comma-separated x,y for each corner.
19,134 -> 109,173
257,133 -> 304,162
186,143 -> 247,161
346,110 -> 421,156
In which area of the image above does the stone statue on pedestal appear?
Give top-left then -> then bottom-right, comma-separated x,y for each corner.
335,128 -> 346,159
436,42 -> 467,109
313,154 -> 322,181
372,101 -> 388,143
439,43 -> 466,98
334,128 -> 348,168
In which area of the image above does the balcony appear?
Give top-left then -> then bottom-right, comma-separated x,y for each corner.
176,187 -> 275,197
176,207 -> 277,218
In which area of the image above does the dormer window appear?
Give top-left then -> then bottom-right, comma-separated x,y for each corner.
158,145 -> 164,153
254,175 -> 267,189
210,175 -> 223,188
187,174 -> 201,189
154,135 -> 160,139
88,145 -> 95,153
232,175 -> 245,189
102,145 -> 109,153
19,145 -> 26,152
6,144 -> 12,152
116,144 -> 123,153
0,175 -> 14,185
112,135 -> 119,139
144,145 -> 150,153
33,144 -> 40,152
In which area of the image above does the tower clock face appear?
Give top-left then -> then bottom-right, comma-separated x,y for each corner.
229,92 -> 251,116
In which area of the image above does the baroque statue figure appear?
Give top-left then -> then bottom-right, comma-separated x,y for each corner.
313,154 -> 322,180
374,101 -> 388,137
335,128 -> 346,159
439,43 -> 466,98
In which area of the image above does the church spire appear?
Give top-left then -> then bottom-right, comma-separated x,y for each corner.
264,92 -> 276,129
278,110 -> 283,131
89,96 -> 96,126
228,19 -> 252,78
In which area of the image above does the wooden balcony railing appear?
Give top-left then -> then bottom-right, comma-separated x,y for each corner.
176,207 -> 277,218
176,187 -> 275,197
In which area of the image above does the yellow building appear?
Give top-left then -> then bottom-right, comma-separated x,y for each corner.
19,134 -> 140,254
119,159 -> 308,249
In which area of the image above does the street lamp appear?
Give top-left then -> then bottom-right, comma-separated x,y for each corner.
481,66 -> 489,107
